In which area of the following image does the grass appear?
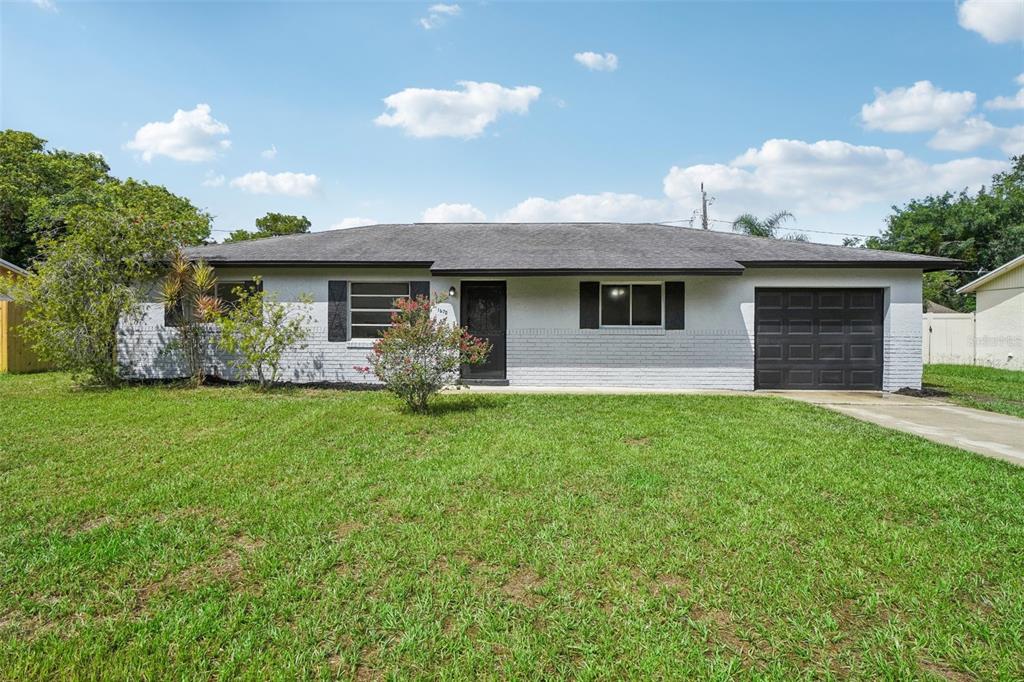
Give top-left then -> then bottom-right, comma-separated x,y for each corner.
2,373 -> 1023,680
923,364 -> 1024,419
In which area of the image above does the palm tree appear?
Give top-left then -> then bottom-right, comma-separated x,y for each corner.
731,211 -> 808,241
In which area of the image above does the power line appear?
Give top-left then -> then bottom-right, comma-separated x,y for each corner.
660,216 -> 871,240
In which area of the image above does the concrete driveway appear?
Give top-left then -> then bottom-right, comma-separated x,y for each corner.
770,391 -> 1024,466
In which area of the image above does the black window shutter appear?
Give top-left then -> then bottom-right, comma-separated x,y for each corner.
410,281 -> 430,301
665,281 -> 685,330
580,281 -> 600,329
328,280 -> 348,342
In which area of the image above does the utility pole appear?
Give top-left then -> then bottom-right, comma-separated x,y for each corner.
700,183 -> 709,230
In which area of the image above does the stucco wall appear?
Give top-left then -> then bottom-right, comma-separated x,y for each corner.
118,266 -> 923,390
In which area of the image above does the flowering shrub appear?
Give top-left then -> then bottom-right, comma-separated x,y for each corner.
356,294 -> 490,412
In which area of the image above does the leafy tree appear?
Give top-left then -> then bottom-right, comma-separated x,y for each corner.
159,251 -> 223,386
225,213 -> 312,242
0,130 -> 112,266
866,155 -> 1024,311
356,295 -> 490,413
732,211 -> 808,241
216,279 -> 313,389
3,184 -> 212,386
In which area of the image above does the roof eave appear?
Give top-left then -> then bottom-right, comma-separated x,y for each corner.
740,259 -> 961,273
196,259 -> 436,268
956,254 -> 1024,294
429,267 -> 745,276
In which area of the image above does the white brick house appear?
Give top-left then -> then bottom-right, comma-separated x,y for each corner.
118,223 -> 956,391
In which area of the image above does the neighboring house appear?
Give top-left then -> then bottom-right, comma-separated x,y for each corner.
0,257 -> 49,374
0,257 -> 28,301
924,300 -> 957,314
956,255 -> 1024,370
118,223 -> 956,391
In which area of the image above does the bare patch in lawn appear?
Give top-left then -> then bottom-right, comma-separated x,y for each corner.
67,515 -> 113,535
135,533 -> 265,609
920,660 -> 974,681
623,436 -> 651,447
654,573 -> 690,597
332,520 -> 366,541
502,568 -> 544,607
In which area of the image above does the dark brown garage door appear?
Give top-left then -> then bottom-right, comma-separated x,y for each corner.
755,288 -> 884,390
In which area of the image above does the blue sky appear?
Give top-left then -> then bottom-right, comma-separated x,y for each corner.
3,0 -> 1022,243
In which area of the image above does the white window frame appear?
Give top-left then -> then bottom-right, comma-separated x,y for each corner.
349,281 -> 411,338
598,281 -> 665,328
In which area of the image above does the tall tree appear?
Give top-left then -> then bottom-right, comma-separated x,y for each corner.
0,130 -> 113,266
867,155 -> 1024,311
2,176 -> 212,386
225,212 -> 312,242
731,211 -> 808,241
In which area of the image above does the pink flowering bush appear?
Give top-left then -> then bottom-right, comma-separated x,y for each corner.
356,295 -> 490,413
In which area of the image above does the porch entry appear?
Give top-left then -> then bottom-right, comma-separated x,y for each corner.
460,281 -> 507,385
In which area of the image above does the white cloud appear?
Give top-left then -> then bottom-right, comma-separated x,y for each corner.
663,138 -> 1006,215
573,52 -> 619,72
330,217 -> 378,229
500,192 -> 670,222
420,3 -> 461,29
375,81 -> 542,139
1000,125 -> 1024,155
932,120 -> 1023,155
32,0 -> 58,12
985,73 -> 1024,109
229,171 -> 320,197
201,170 -> 225,187
260,144 -> 278,159
421,203 -> 487,222
958,0 -> 1024,43
397,138 -> 1007,241
125,104 -> 231,162
860,81 -> 976,132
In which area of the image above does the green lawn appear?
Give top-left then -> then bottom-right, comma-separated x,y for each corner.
924,364 -> 1024,419
2,374 -> 1023,680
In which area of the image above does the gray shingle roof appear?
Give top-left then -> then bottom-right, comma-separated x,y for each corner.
186,223 -> 957,273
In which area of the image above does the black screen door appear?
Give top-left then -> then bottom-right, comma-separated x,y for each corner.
460,281 -> 507,383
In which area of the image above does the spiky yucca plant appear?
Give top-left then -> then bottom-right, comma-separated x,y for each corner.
160,250 -> 222,386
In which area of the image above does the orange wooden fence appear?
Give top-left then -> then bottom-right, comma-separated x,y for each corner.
0,301 -> 52,373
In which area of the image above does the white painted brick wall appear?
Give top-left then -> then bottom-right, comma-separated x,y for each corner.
119,266 -> 924,391
506,329 -> 753,389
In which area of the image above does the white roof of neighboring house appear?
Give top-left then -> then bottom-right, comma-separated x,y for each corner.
957,254 -> 1024,294
0,257 -> 28,276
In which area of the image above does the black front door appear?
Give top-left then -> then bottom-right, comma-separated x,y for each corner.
460,281 -> 507,384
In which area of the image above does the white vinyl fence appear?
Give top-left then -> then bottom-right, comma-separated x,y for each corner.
922,313 -> 975,365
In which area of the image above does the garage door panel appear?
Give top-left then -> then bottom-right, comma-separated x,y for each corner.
849,370 -> 881,388
818,369 -> 845,386
849,344 -> 878,360
819,292 -> 845,309
785,369 -> 815,387
819,319 -> 844,334
849,291 -> 878,308
819,344 -> 845,360
786,343 -> 814,360
755,288 -> 883,390
787,319 -> 813,334
788,292 -> 814,308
